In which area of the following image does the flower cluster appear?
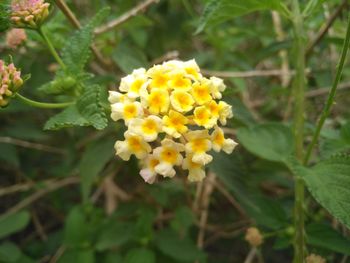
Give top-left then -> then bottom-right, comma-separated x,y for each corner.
109,59 -> 237,183
6,28 -> 27,49
0,60 -> 23,107
11,0 -> 50,29
245,227 -> 263,247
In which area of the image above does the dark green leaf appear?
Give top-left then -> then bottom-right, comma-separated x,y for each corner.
0,242 -> 21,262
0,144 -> 19,167
64,207 -> 89,247
124,248 -> 155,263
0,211 -> 30,239
237,123 -> 294,163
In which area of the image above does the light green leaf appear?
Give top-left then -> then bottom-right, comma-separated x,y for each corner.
302,155 -> 350,229
155,229 -> 205,262
79,138 -> 114,203
0,211 -> 30,239
64,206 -> 89,247
61,7 -> 110,74
44,105 -> 90,130
0,242 -> 21,262
196,0 -> 283,34
44,85 -> 108,130
124,248 -> 155,263
76,84 -> 108,130
237,123 -> 294,163
307,223 -> 350,254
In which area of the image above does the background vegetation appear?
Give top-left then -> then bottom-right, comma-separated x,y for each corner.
1,0 -> 350,262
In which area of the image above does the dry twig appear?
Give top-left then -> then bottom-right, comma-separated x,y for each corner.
95,0 -> 160,35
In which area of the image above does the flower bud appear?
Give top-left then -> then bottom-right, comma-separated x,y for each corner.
11,0 -> 50,29
6,28 -> 27,49
306,254 -> 326,263
0,60 -> 23,107
245,227 -> 263,247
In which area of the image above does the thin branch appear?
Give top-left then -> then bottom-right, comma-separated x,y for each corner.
95,0 -> 160,35
244,248 -> 258,263
306,0 -> 348,57
0,136 -> 65,154
54,0 -> 112,70
0,177 -> 80,220
306,81 -> 350,98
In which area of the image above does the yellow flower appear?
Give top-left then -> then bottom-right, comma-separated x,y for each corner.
211,127 -> 238,153
140,154 -> 160,184
119,68 -> 148,98
168,71 -> 192,91
182,153 -> 206,182
108,91 -> 130,104
147,65 -> 170,90
193,106 -> 217,129
209,76 -> 226,99
162,110 -> 188,138
170,90 -> 194,113
128,115 -> 162,142
110,101 -> 143,124
153,139 -> 185,177
191,80 -> 212,105
183,59 -> 201,80
218,101 -> 233,125
143,88 -> 170,114
115,131 -> 151,161
185,130 -> 212,165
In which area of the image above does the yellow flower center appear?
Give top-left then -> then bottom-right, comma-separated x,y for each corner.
169,74 -> 191,90
171,91 -> 194,112
150,74 -> 168,89
130,79 -> 145,93
150,158 -> 160,170
142,119 -> 157,134
127,136 -> 143,152
148,89 -> 168,113
214,130 -> 225,146
123,104 -> 137,120
160,147 -> 178,164
194,106 -> 210,125
192,83 -> 211,105
190,138 -> 209,153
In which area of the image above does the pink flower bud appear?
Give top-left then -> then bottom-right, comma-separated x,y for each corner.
0,60 -> 24,107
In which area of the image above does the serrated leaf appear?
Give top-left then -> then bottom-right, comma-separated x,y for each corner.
237,123 -> 294,163
196,0 -> 283,34
79,138 -> 114,203
77,84 -> 108,130
44,105 -> 90,130
61,7 -> 110,74
0,211 -> 30,239
295,155 -> 350,229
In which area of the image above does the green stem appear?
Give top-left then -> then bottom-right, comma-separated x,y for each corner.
304,14 -> 350,165
38,27 -> 66,69
291,0 -> 306,262
16,93 -> 74,109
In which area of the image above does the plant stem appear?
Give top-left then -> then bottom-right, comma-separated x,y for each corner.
304,14 -> 350,165
38,27 -> 66,69
16,93 -> 74,109
291,0 -> 306,262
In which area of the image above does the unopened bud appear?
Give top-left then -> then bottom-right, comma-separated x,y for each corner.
245,227 -> 263,247
0,60 -> 24,107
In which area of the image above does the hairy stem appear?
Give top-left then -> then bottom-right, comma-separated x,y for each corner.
304,14 -> 350,165
291,0 -> 306,262
16,93 -> 74,109
38,27 -> 66,69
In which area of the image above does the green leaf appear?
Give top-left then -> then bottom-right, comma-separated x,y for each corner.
0,242 -> 22,262
0,211 -> 30,239
307,223 -> 350,255
64,206 -> 89,247
76,84 -> 108,130
44,105 -> 90,130
170,206 -> 195,235
124,248 -> 155,263
301,155 -> 350,229
196,0 -> 283,34
0,4 -> 10,32
79,138 -> 114,203
61,7 -> 110,74
237,123 -> 294,163
58,249 -> 95,263
44,85 -> 108,130
155,229 -> 205,262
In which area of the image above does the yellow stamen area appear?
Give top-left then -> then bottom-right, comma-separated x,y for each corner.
142,119 -> 158,135
150,73 -> 169,90
171,90 -> 194,112
207,100 -> 221,117
149,158 -> 160,171
160,147 -> 178,164
130,79 -> 145,93
163,110 -> 188,133
185,67 -> 199,79
148,89 -> 169,114
123,104 -> 137,120
190,138 -> 209,153
169,74 -> 191,90
192,82 -> 212,105
214,130 -> 225,146
193,106 -> 210,126
127,136 -> 143,152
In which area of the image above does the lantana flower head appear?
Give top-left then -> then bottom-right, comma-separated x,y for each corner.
11,0 -> 50,29
0,60 -> 23,107
109,59 -> 237,183
6,28 -> 27,49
